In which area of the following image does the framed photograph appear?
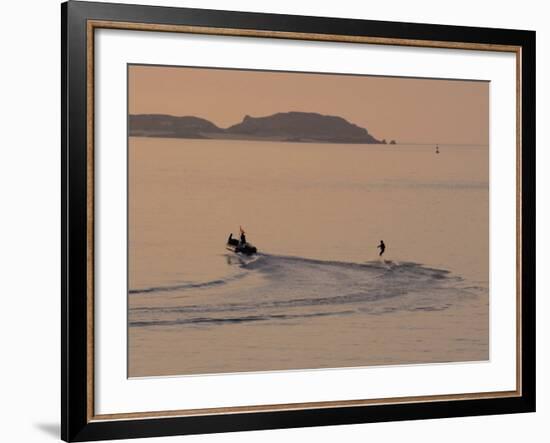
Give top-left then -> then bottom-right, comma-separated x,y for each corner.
62,1 -> 536,441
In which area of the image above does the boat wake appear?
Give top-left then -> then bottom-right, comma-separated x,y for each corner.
129,253 -> 485,328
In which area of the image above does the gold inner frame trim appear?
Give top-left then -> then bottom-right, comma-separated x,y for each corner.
86,19 -> 523,423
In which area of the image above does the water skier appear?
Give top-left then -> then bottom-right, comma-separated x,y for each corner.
377,240 -> 386,257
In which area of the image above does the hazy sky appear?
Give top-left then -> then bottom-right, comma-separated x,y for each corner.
129,65 -> 489,145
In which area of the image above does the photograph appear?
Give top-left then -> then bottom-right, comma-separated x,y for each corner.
53,0 -> 538,440
127,65 -> 490,377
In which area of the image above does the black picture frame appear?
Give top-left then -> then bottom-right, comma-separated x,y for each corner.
62,1 -> 536,441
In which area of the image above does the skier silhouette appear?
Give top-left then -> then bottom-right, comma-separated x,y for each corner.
377,240 -> 386,257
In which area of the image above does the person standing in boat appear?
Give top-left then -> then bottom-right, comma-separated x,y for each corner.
377,240 -> 386,256
239,226 -> 247,246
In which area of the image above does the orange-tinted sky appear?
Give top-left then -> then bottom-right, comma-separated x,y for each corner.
129,65 -> 489,145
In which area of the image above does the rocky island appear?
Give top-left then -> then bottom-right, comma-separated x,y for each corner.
129,111 -> 384,144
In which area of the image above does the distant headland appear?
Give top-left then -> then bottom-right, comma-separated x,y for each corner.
129,112 -> 395,145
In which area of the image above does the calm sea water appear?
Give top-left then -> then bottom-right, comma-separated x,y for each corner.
128,138 -> 489,377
